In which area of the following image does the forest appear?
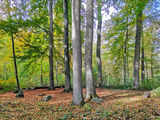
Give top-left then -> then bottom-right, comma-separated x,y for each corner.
0,0 -> 160,119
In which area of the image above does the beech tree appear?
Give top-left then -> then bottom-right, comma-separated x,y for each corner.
85,0 -> 97,102
63,0 -> 71,91
7,0 -> 20,91
49,0 -> 54,90
133,5 -> 143,89
141,26 -> 145,82
96,0 -> 102,88
72,0 -> 84,105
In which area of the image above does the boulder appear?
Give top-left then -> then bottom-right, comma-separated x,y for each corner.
25,88 -> 31,90
92,98 -> 104,102
143,92 -> 150,98
16,90 -> 24,98
42,95 -> 52,102
31,87 -> 37,90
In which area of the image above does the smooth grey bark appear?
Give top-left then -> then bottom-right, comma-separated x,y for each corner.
141,28 -> 145,82
63,0 -> 71,90
133,10 -> 142,89
56,61 -> 58,86
72,0 -> 84,105
96,2 -> 102,88
41,59 -> 43,87
124,17 -> 128,87
49,0 -> 54,90
85,0 -> 97,102
11,30 -> 20,91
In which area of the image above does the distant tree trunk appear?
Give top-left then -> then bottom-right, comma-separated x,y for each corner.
96,1 -> 102,88
49,0 -> 54,90
127,54 -> 130,83
11,30 -> 20,91
107,75 -> 110,86
56,61 -> 58,86
146,61 -> 148,80
85,0 -> 97,102
124,16 -> 128,87
151,47 -> 154,79
41,59 -> 43,87
3,62 -> 7,80
63,0 -> 71,91
133,9 -> 142,89
141,27 -> 145,82
72,0 -> 84,105
127,56 -> 130,84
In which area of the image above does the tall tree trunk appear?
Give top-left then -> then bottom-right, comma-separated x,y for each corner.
72,0 -> 84,105
56,61 -> 58,86
146,61 -> 148,80
124,16 -> 128,87
41,59 -> 43,87
108,75 -> 110,86
141,27 -> 145,82
96,1 -> 102,88
85,0 -> 97,102
151,47 -> 154,79
63,0 -> 71,91
11,30 -> 20,91
3,62 -> 7,80
49,0 -> 54,90
133,10 -> 142,89
127,57 -> 130,84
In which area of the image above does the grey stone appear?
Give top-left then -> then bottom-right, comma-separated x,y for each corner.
143,92 -> 150,98
16,90 -> 24,98
92,98 -> 104,102
38,93 -> 46,96
25,88 -> 31,90
42,95 -> 52,101
31,87 -> 36,90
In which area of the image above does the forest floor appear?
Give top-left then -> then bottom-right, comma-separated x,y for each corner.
0,88 -> 160,120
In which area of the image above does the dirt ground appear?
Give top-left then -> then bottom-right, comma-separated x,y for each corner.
0,88 -> 145,104
0,88 -> 159,120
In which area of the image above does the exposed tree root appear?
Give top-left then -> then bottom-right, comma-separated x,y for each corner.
84,93 -> 99,103
71,99 -> 85,106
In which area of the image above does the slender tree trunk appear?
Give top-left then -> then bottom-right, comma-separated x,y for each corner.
49,0 -> 54,90
56,61 -> 58,86
146,61 -> 148,80
11,30 -> 20,91
85,0 -> 97,102
3,62 -> 7,80
124,16 -> 128,87
63,0 -> 71,91
151,47 -> 154,79
133,10 -> 142,89
107,75 -> 110,86
141,27 -> 145,82
41,59 -> 43,87
72,0 -> 84,105
96,1 -> 102,88
127,56 -> 130,84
